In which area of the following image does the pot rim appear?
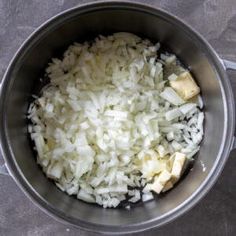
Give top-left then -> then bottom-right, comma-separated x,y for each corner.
0,1 -> 235,234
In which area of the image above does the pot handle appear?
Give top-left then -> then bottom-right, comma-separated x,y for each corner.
222,59 -> 236,70
0,164 -> 9,176
222,59 -> 236,150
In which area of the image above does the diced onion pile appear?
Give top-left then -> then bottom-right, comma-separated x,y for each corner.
28,33 -> 204,208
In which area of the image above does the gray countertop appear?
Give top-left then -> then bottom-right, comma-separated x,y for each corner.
0,0 -> 236,235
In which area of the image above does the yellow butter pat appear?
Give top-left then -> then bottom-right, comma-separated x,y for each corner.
170,71 -> 200,100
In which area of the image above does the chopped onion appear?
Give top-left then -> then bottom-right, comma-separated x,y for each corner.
160,87 -> 185,106
28,33 -> 204,208
179,103 -> 196,114
165,108 -> 182,121
142,192 -> 154,202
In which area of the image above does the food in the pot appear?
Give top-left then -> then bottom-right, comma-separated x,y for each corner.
169,71 -> 200,100
28,32 -> 204,208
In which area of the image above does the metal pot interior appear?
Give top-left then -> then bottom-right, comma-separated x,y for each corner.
0,2 -> 233,233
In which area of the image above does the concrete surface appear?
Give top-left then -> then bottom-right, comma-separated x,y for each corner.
0,0 -> 236,235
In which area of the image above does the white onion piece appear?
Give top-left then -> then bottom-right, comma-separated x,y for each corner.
142,192 -> 154,202
179,103 -> 197,114
165,108 -> 182,121
160,87 -> 185,106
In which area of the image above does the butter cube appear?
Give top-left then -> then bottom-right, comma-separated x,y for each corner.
151,170 -> 171,194
162,181 -> 174,192
170,72 -> 200,100
151,180 -> 163,194
171,152 -> 186,179
158,170 -> 172,185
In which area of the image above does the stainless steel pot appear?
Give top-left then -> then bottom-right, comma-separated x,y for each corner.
0,1 -> 236,234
